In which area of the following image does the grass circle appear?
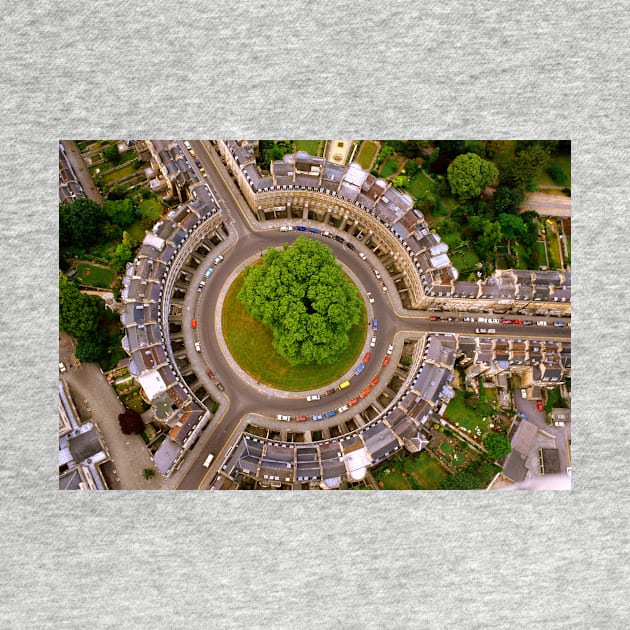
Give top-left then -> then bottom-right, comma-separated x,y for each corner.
221,270 -> 367,391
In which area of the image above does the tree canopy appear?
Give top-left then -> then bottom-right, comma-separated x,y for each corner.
59,198 -> 107,248
59,275 -> 104,339
447,153 -> 499,200
484,432 -> 512,461
118,408 -> 144,435
104,198 -> 135,228
238,236 -> 363,366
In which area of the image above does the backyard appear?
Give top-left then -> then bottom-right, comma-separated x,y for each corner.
379,158 -> 400,179
444,390 -> 496,436
293,140 -> 324,156
372,450 -> 448,490
404,169 -> 436,198
75,262 -> 115,288
355,140 -> 379,170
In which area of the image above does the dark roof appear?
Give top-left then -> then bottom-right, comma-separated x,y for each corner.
68,428 -> 103,463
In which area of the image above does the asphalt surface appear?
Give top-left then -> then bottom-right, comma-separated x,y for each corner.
171,141 -> 571,489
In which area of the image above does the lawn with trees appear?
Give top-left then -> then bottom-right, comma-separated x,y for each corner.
447,153 -> 499,200
355,141 -> 379,170
223,272 -> 366,390
238,237 -> 363,366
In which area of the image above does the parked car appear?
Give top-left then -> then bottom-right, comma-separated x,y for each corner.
429,316 -> 440,321
373,268 -> 381,279
306,394 -> 321,402
334,235 -> 345,244
359,252 -> 367,261
382,356 -> 391,366
295,415 -> 308,422
325,388 -> 336,396
197,280 -> 205,292
346,242 -> 355,251
309,227 -> 319,234
337,405 -> 349,413
521,388 -> 527,398
204,267 -> 214,278
370,336 -> 376,347
370,376 -> 379,387
372,319 -> 378,331
312,414 -> 324,421
387,344 -> 394,355
536,400 -> 544,411
322,230 -> 331,238
325,409 -> 337,418
206,368 -> 214,378
363,352 -> 371,363
366,291 -> 374,303
58,362 -> 66,373
553,321 -> 565,327
296,225 -> 307,231
280,225 -> 293,232
354,363 -> 366,376
359,387 -> 371,399
536,320 -> 548,326
382,284 -> 388,292
191,319 -> 197,328
194,341 -> 201,352
348,398 -> 359,407
214,255 -> 224,265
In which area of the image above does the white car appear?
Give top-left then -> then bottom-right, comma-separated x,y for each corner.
280,225 -> 293,232
214,255 -> 224,265
387,344 -> 394,355
337,405 -> 349,413
536,320 -> 548,326
366,292 -> 374,304
373,269 -> 381,280
370,336 -> 377,347
306,394 -> 321,402
276,415 -> 291,421
58,362 -> 67,373
382,284 -> 388,292
194,342 -> 201,352
359,252 -> 367,261
463,316 -> 474,322
477,317 -> 487,323
488,318 -> 500,324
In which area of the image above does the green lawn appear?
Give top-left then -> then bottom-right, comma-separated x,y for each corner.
75,262 -> 115,288
139,198 -> 164,220
536,152 -> 571,187
293,140 -> 323,156
545,225 -> 563,269
102,163 -> 136,184
373,451 -> 448,490
444,391 -> 495,435
355,140 -> 379,170
222,273 -> 367,391
449,247 -> 480,274
534,240 -> 548,268
127,221 -> 147,245
404,170 -> 436,198
380,158 -> 400,178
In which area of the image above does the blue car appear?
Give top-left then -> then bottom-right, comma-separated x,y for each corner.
204,267 -> 214,278
372,319 -> 378,331
312,413 -> 324,421
354,363 -> 366,376
309,227 -> 319,234
325,409 -> 337,418
296,225 -> 307,231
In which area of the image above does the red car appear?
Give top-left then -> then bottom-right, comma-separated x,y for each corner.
382,355 -> 391,366
429,316 -> 439,321
295,415 -> 308,422
348,397 -> 359,407
206,368 -> 214,378
536,400 -> 543,411
513,319 -> 523,325
191,319 -> 197,328
370,376 -> 380,387
502,319 -> 513,324
359,387 -> 372,399
363,352 -> 372,363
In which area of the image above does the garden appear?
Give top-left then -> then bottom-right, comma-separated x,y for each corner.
355,140 -> 379,170
372,450 -> 448,490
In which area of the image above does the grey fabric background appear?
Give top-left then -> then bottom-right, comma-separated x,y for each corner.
1,1 -> 627,627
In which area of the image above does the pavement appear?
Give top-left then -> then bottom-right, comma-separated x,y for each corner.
59,140 -> 103,205
520,191 -> 571,217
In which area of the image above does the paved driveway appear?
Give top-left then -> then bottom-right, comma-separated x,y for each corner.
61,362 -> 166,489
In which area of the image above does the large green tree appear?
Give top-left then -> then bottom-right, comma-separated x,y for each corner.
59,275 -> 104,339
238,237 -> 363,366
59,198 -> 107,248
484,432 -> 512,460
447,153 -> 499,200
501,144 -> 551,191
104,198 -> 135,228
